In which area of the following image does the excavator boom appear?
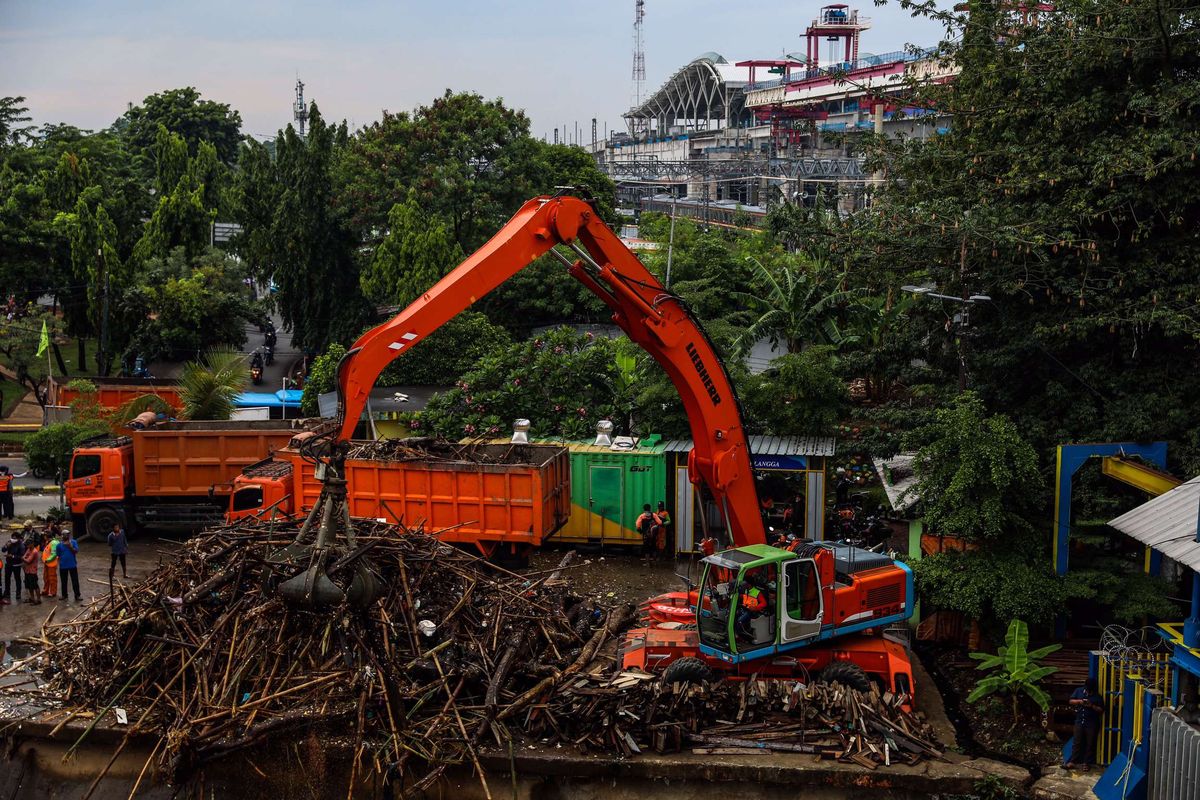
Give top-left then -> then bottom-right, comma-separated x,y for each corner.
337,194 -> 766,547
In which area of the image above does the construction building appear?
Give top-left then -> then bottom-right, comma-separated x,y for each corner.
595,5 -> 956,222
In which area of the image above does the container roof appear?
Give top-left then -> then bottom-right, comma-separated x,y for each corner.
662,435 -> 835,457
1108,475 -> 1200,572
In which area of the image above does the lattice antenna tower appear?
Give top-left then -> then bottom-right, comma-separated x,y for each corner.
631,0 -> 646,134
293,78 -> 309,138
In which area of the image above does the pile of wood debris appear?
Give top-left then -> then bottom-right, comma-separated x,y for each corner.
7,515 -> 942,795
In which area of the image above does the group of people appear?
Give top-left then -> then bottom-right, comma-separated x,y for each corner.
636,501 -> 671,563
2,521 -> 80,604
0,518 -> 130,606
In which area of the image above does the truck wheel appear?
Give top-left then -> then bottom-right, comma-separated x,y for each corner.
86,507 -> 123,543
819,660 -> 872,693
662,656 -> 713,686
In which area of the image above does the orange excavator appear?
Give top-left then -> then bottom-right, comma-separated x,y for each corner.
277,191 -> 914,694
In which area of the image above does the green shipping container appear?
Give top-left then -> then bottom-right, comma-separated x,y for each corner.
556,438 -> 668,548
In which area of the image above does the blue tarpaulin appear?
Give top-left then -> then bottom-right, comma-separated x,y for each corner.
234,389 -> 303,409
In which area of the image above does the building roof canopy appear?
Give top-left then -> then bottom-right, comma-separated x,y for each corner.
1108,475 -> 1200,572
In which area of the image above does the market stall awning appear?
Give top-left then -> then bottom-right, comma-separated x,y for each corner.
1108,475 -> 1200,572
662,435 -> 835,471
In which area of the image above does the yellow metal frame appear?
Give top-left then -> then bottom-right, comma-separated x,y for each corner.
1100,456 -> 1181,498
1095,650 -> 1172,766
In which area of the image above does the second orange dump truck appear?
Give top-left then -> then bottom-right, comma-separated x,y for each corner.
228,438 -> 570,564
65,419 -> 308,540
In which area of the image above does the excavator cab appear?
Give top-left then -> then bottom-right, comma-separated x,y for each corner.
696,544 -> 827,663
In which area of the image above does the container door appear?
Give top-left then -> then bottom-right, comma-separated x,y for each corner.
587,465 -> 622,544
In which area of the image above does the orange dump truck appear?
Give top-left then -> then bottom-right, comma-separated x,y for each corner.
54,377 -> 184,413
66,420 -> 308,540
228,439 -> 571,562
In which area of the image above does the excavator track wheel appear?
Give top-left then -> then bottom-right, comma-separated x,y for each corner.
661,656 -> 714,686
819,660 -> 872,692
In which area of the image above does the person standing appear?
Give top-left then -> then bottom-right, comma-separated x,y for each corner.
0,465 -> 16,520
636,504 -> 657,564
654,501 -> 671,560
1064,677 -> 1104,770
107,520 -> 128,581
2,527 -> 25,604
21,532 -> 42,605
42,523 -> 60,597
56,528 -> 81,602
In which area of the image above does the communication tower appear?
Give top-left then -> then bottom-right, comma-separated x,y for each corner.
631,0 -> 647,135
293,78 -> 309,137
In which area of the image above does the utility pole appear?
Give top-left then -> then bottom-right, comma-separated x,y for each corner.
665,195 -> 678,288
98,248 -> 111,377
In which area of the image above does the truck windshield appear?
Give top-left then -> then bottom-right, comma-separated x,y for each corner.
697,563 -> 735,650
71,454 -> 101,479
231,486 -> 263,512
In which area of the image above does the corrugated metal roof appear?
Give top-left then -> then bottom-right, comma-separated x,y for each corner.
662,436 -> 836,457
1108,475 -> 1200,572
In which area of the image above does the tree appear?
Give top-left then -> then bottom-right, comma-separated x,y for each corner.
967,619 -> 1061,729
744,348 -> 848,436
132,131 -> 217,264
230,139 -> 278,280
906,392 -> 1040,543
299,344 -> 346,417
119,88 -> 243,166
25,421 -> 108,480
0,306 -> 63,408
360,192 -> 464,308
0,97 -> 35,147
734,257 -> 861,355
179,348 -> 247,420
267,105 -> 369,352
411,328 -> 619,440
121,248 -> 258,360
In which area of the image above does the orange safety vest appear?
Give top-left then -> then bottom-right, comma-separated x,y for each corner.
0,474 -> 12,492
740,587 -> 767,613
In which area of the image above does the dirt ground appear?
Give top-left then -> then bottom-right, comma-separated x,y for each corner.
526,547 -> 696,607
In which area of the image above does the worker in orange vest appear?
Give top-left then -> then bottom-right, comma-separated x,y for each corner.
0,465 -> 17,520
41,522 -> 60,597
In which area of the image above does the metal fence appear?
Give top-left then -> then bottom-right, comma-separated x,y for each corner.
1147,708 -> 1200,800
1094,636 -> 1173,765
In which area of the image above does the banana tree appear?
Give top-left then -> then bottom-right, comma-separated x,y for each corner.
967,619 -> 1062,730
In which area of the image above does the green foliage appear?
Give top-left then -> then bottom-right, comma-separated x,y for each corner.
263,105 -> 369,352
1064,559 -> 1180,624
107,394 -> 175,428
121,248 -> 257,360
119,87 -> 243,166
179,348 -> 247,420
132,132 -> 218,264
411,328 -> 619,440
300,344 -> 346,417
378,313 -> 511,387
734,257 -> 861,355
967,619 -> 1061,728
360,192 -> 464,308
913,550 -> 1071,625
906,392 -> 1040,542
25,421 -> 108,479
744,347 -> 848,436
0,307 -> 63,405
0,97 -> 35,147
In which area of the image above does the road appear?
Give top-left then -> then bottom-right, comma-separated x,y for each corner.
0,457 -> 42,489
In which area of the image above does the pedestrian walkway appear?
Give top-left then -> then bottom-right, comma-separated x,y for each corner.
0,392 -> 42,431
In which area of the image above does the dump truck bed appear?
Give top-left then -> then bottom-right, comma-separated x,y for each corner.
132,420 -> 306,497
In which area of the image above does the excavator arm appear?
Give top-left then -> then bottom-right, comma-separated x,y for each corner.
336,194 -> 766,547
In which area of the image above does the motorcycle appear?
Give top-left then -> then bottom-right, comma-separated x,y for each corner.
250,352 -> 264,385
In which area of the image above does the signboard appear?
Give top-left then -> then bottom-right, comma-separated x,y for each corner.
752,454 -> 808,471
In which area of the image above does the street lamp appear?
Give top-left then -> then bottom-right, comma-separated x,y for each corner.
901,284 -> 991,391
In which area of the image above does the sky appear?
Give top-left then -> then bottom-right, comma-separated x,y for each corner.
0,0 -> 949,143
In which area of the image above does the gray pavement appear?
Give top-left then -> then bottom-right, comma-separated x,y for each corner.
0,457 -> 39,488
1,534 -> 179,642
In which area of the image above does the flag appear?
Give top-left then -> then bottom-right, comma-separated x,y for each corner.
36,319 -> 49,357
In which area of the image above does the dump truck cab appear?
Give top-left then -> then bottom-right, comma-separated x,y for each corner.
228,459 -> 294,522
65,436 -> 134,532
695,542 -> 913,665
